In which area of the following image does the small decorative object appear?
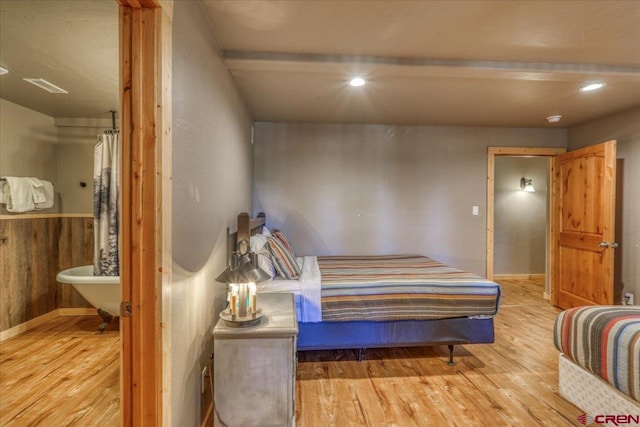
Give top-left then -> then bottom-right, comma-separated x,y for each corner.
520,177 -> 535,193
216,241 -> 270,327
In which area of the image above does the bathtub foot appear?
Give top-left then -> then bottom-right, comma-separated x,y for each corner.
97,308 -> 114,333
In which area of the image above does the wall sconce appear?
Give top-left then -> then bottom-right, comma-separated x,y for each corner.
216,242 -> 270,327
520,177 -> 535,192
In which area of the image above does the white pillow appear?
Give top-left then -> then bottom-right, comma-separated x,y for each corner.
250,234 -> 275,278
261,226 -> 272,236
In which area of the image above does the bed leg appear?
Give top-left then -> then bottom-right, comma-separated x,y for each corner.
447,345 -> 455,366
357,348 -> 366,362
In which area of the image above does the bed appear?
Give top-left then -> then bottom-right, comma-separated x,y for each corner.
554,306 -> 640,420
231,212 -> 501,363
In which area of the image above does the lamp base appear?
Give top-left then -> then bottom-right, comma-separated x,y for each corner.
219,308 -> 264,327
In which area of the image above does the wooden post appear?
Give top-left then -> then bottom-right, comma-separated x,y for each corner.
118,0 -> 172,425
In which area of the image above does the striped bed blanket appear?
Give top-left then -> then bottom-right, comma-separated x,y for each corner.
317,255 -> 501,322
554,306 -> 640,402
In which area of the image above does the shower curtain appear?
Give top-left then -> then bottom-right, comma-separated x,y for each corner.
94,133 -> 119,276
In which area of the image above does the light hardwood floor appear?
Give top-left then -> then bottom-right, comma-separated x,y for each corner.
0,315 -> 119,426
295,278 -> 582,426
1,279 -> 580,426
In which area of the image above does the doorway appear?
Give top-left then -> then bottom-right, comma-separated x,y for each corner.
486,147 -> 565,299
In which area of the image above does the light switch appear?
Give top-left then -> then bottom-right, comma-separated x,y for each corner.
472,206 -> 479,216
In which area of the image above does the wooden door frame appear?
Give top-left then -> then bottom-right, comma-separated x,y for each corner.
486,147 -> 565,295
118,1 -> 172,426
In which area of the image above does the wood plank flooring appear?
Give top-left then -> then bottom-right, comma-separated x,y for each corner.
295,278 -> 582,426
0,279 -> 580,426
0,315 -> 119,426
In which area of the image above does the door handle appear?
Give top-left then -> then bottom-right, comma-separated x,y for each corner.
598,242 -> 609,248
610,242 -> 619,249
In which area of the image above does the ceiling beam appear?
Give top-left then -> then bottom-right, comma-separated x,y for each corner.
224,50 -> 640,80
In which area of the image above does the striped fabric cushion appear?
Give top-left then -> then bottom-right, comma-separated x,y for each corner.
273,230 -> 294,253
266,235 -> 301,279
554,306 -> 640,402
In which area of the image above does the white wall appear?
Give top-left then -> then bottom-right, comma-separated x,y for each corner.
0,99 -> 59,213
0,99 -> 99,214
170,1 -> 253,425
494,156 -> 548,275
56,123 -> 102,214
568,107 -> 640,304
254,123 -> 566,276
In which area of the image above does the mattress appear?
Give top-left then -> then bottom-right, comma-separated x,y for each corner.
554,306 -> 640,403
257,256 -> 321,322
318,255 -> 501,322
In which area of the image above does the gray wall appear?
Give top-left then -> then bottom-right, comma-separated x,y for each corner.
170,1 -> 253,426
0,99 -> 97,214
494,156 -> 548,275
253,123 -> 566,276
568,107 -> 640,304
0,99 -> 59,213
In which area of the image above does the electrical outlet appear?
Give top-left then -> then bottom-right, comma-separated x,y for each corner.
201,365 -> 208,394
623,293 -> 634,306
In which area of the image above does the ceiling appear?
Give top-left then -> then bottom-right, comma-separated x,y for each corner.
0,1 -> 638,128
202,0 -> 640,128
0,0 -> 118,119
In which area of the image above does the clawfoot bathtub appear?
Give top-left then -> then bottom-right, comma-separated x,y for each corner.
56,265 -> 120,332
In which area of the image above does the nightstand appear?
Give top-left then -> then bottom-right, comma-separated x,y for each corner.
212,292 -> 298,427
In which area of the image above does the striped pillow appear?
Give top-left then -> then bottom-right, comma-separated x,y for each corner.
266,235 -> 301,279
273,230 -> 294,253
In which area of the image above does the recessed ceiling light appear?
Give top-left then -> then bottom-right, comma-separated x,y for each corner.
22,78 -> 68,94
547,115 -> 562,123
0,66 -> 8,75
349,77 -> 366,87
579,82 -> 606,92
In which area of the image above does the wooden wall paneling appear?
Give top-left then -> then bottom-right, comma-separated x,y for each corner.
47,218 -> 61,311
56,217 -> 74,308
0,219 -> 8,329
5,219 -> 28,329
0,219 -> 19,330
0,216 -> 95,332
56,217 -> 94,308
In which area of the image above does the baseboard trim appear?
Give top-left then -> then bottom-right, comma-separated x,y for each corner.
494,274 -> 545,281
59,308 -> 97,316
0,308 -> 98,342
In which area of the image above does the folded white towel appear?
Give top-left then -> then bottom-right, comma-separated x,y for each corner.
0,180 -> 9,205
0,177 -> 35,212
26,177 -> 54,209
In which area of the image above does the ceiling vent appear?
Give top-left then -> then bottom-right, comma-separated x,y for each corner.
22,78 -> 68,94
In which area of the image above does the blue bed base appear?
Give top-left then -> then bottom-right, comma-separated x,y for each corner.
296,317 -> 495,351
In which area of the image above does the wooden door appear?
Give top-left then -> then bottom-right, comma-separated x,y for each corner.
553,140 -> 617,309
